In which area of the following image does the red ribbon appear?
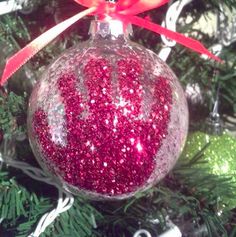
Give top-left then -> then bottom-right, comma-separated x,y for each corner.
0,0 -> 221,86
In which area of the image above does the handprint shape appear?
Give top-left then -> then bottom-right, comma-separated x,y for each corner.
28,48 -> 187,199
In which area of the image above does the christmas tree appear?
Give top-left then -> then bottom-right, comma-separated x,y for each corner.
1,0 -> 236,236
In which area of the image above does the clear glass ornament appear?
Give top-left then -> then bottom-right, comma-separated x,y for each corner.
28,19 -> 188,200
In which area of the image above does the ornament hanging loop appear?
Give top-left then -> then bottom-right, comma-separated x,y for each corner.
95,2 -> 117,21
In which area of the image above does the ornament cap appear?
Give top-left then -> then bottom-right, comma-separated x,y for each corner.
89,19 -> 132,40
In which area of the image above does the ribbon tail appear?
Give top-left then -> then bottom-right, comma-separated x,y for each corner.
0,7 -> 97,86
117,14 -> 221,62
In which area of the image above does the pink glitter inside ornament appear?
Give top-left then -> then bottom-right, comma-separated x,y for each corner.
28,20 -> 188,199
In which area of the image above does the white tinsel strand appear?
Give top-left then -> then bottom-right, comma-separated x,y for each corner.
0,0 -> 24,15
0,0 -> 37,15
158,0 -> 193,62
29,190 -> 74,237
0,141 -> 74,237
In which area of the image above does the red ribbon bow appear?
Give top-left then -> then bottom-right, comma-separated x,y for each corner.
0,0 -> 221,86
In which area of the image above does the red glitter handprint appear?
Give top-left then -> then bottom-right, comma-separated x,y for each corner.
32,57 -> 172,196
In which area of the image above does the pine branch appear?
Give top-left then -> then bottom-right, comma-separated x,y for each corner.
0,91 -> 27,139
0,169 -> 53,237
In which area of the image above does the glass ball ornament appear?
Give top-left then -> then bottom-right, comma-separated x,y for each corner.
28,20 -> 188,200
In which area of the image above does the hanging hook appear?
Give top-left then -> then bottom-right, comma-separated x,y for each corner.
205,70 -> 223,135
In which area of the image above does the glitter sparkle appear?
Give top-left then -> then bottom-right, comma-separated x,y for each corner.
32,57 -> 173,196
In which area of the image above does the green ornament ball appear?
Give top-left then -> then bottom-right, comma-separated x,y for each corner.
181,131 -> 236,209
